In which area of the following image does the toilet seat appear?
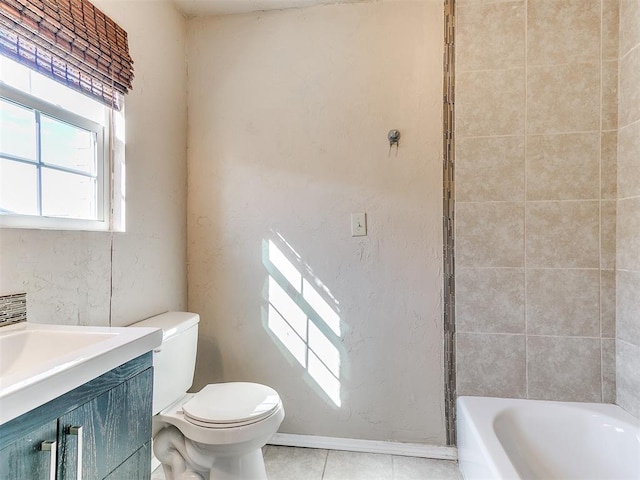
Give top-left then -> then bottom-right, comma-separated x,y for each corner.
181,382 -> 281,429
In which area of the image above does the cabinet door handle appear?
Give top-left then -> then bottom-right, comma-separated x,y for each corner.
68,426 -> 83,480
40,440 -> 57,480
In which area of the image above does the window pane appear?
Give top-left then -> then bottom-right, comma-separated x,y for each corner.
41,115 -> 97,175
41,168 -> 97,220
0,159 -> 38,215
1,54 -> 105,125
0,99 -> 36,160
31,75 -> 104,124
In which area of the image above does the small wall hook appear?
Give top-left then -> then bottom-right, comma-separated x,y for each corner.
388,129 -> 400,147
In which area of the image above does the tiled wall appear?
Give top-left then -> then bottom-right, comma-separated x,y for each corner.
616,0 -> 640,417
0,293 -> 26,326
455,0 -> 619,402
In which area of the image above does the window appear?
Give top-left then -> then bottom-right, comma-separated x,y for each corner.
0,55 -> 125,231
0,0 -> 133,231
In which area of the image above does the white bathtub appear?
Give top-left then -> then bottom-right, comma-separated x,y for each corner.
457,396 -> 640,480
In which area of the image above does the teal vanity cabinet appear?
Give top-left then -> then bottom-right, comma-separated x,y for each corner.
0,354 -> 153,480
0,420 -> 58,479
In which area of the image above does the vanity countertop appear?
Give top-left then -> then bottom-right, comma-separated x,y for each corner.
0,322 -> 162,425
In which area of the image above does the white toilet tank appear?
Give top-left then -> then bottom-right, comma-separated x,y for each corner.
130,311 -> 199,414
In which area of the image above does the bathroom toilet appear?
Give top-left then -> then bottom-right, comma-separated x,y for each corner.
131,311 -> 285,480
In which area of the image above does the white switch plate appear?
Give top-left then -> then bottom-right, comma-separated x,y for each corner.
351,212 -> 367,236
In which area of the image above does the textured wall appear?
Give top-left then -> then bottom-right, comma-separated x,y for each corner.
455,0 -> 618,403
187,1 -> 446,444
0,0 -> 188,327
616,0 -> 640,417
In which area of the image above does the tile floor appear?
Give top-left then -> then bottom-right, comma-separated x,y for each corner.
151,445 -> 463,480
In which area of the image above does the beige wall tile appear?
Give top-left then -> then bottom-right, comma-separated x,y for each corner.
528,336 -> 602,402
603,0 -> 620,61
526,201 -> 600,268
617,197 -> 640,271
601,131 -> 618,200
527,0 -> 601,66
456,136 -> 525,202
455,0 -> 622,405
457,1 -> 525,71
616,340 -> 640,417
616,0 -> 640,419
601,200 -> 617,269
601,269 -> 616,338
457,68 -> 525,137
618,121 -> 640,199
456,268 -> 525,334
602,338 -> 617,403
617,270 -> 640,346
456,202 -> 525,267
526,269 -> 600,337
526,133 -> 600,201
619,45 -> 640,128
527,63 -> 600,134
456,333 -> 526,398
619,0 -> 640,57
457,0 -> 523,3
602,61 -> 618,131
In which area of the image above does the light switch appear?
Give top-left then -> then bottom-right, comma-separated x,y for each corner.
351,212 -> 367,236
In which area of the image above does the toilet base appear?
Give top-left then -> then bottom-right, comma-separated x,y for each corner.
154,425 -> 268,480
206,448 -> 267,480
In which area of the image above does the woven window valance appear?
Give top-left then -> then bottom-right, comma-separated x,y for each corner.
0,0 -> 134,109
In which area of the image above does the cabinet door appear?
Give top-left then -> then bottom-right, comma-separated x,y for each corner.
57,368 -> 153,480
103,443 -> 151,480
0,420 -> 58,480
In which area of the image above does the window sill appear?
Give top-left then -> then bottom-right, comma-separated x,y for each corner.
0,214 -> 112,232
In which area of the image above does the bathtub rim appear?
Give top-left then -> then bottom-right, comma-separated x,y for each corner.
456,395 -> 640,480
457,396 -> 521,479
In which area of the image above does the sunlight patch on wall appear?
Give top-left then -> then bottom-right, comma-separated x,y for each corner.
262,234 -> 343,407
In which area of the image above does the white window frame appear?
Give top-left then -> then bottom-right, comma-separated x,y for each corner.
0,61 -> 127,233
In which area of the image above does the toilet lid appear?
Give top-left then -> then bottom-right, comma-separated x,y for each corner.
182,382 -> 281,426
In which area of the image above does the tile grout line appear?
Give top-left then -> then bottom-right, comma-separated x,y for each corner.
391,454 -> 395,479
618,115 -> 640,131
598,0 -> 605,404
458,129 -> 609,140
458,59 -> 604,75
523,0 -> 529,401
457,266 -> 604,271
320,448 -> 329,480
457,331 -> 613,340
619,34 -> 640,61
457,199 -> 605,204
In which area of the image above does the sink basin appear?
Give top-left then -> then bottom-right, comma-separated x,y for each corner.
0,329 -> 118,376
0,322 -> 162,425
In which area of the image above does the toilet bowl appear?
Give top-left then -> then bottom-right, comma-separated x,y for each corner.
154,384 -> 285,480
130,312 -> 284,480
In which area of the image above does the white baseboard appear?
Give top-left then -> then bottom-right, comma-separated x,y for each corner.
268,433 -> 457,460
